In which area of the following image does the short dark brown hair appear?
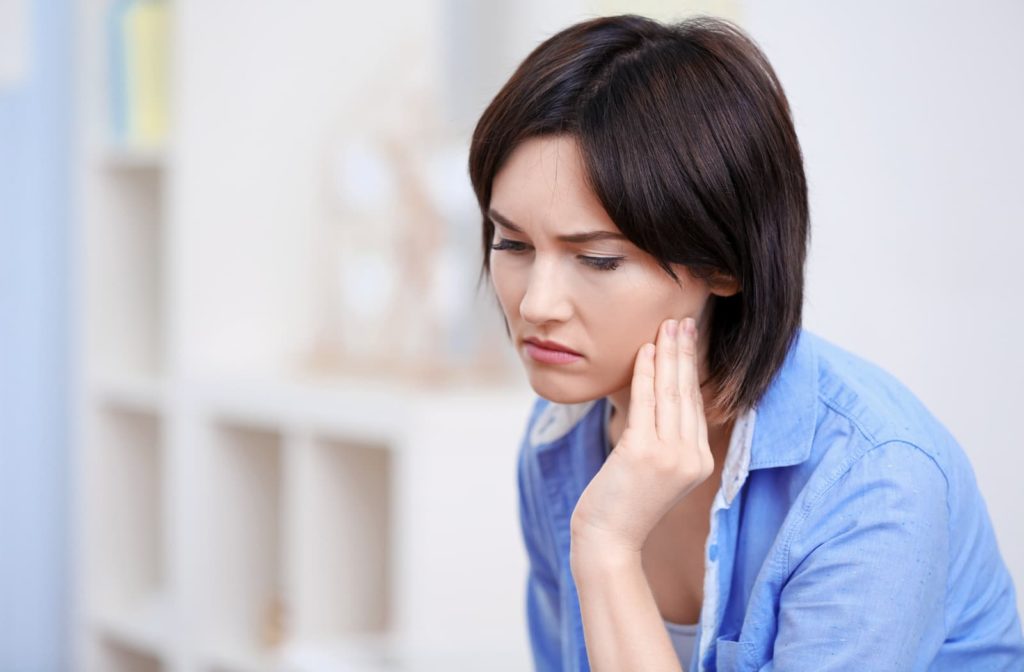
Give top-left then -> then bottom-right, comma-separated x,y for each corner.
468,14 -> 809,424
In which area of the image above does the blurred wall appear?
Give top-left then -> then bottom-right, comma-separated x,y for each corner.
0,0 -> 73,669
743,0 -> 1024,613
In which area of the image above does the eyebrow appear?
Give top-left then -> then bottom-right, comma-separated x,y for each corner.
488,208 -> 628,244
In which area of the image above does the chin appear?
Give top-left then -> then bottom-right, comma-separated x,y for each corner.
526,374 -> 603,405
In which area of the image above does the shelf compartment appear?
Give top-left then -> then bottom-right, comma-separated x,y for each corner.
288,435 -> 394,644
89,407 -> 166,616
200,422 -> 286,658
85,164 -> 165,378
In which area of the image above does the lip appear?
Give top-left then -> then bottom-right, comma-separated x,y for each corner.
523,338 -> 583,365
524,337 -> 581,355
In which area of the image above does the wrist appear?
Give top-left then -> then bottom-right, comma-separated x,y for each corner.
570,532 -> 643,579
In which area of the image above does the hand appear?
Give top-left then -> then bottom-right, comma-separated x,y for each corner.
569,317 -> 713,558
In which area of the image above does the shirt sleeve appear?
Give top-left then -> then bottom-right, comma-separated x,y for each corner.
517,401 -> 564,672
767,439 -> 950,671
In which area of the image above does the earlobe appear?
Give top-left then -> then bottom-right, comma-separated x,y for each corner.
709,273 -> 741,297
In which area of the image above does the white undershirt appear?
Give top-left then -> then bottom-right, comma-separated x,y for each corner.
664,618 -> 700,668
603,398 -> 701,669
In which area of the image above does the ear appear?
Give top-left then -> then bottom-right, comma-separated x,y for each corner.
708,271 -> 741,298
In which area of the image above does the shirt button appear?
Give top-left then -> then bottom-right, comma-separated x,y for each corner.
708,544 -> 719,562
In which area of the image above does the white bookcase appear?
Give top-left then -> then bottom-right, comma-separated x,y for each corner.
73,2 -> 536,671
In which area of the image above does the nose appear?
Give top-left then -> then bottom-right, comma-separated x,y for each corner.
520,259 -> 573,325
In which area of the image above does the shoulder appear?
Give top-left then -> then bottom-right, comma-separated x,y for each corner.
803,330 -> 963,482
770,331 -> 1008,580
770,330 -> 978,555
771,330 -> 995,584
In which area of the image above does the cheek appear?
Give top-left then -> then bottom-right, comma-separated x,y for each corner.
578,295 -> 650,378
489,259 -> 522,320
592,314 -> 649,369
582,278 -> 686,366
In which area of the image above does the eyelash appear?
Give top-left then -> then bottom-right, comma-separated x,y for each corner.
489,238 -> 623,272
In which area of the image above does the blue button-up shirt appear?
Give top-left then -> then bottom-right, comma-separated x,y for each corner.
516,327 -> 1024,671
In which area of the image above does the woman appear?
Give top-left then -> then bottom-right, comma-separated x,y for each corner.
467,14 -> 1024,672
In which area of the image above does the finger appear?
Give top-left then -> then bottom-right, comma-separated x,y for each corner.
627,342 -> 656,436
655,319 -> 681,440
684,319 -> 710,456
677,317 -> 700,443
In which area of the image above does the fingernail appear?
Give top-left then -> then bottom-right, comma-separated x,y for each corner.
685,318 -> 697,337
667,320 -> 678,337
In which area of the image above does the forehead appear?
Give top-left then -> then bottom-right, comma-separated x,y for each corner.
490,135 -> 620,236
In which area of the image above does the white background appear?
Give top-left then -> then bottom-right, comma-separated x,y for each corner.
743,0 -> 1024,616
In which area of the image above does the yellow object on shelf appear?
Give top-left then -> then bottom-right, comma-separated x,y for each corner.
123,0 -> 169,148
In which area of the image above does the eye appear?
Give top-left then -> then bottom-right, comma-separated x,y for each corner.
490,238 -> 529,253
491,238 -> 624,272
579,255 -> 623,272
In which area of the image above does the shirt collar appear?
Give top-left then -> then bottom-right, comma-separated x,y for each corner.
746,327 -> 818,471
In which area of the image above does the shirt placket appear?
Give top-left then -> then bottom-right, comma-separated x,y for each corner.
696,407 -> 756,672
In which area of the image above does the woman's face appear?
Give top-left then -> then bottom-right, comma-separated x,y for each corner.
488,134 -> 730,404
